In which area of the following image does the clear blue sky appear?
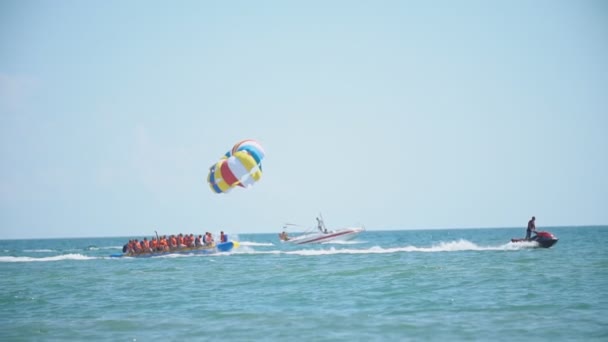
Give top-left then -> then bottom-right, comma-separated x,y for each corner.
1,0 -> 607,239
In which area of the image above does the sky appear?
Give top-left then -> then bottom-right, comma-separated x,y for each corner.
1,0 -> 607,239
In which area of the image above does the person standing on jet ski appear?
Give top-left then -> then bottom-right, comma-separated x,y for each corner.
526,216 -> 536,240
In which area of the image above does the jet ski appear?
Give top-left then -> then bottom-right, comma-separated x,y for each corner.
511,231 -> 558,248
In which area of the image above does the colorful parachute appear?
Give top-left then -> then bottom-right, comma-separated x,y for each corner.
207,139 -> 265,194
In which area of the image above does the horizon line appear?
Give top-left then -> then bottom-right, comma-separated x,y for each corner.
1,224 -> 606,241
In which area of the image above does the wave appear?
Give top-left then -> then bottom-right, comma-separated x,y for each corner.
0,254 -> 98,263
23,249 -> 55,253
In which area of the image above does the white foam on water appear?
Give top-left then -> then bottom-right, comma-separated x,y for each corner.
230,239 -> 541,256
503,240 -> 540,249
238,241 -> 274,247
320,240 -> 365,245
0,253 -> 98,263
90,246 -> 123,250
1,240 -> 541,262
230,245 -> 257,254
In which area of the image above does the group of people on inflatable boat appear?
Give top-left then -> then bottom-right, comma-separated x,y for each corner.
122,231 -> 228,255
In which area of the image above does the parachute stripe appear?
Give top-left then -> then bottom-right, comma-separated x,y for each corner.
207,167 -> 223,193
239,146 -> 264,164
220,158 -> 239,186
233,139 -> 265,159
214,161 -> 232,192
227,154 -> 252,183
231,139 -> 251,155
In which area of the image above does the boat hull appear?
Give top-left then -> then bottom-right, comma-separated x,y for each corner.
284,228 -> 364,245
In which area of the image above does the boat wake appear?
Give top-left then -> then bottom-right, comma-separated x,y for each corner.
14,246 -> 123,254
0,240 -> 541,262
235,239 -> 541,256
82,246 -> 122,251
321,240 -> 365,245
239,241 -> 274,247
0,254 -> 98,263
140,251 -> 238,259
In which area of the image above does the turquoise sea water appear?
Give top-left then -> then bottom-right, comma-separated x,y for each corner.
1,227 -> 607,341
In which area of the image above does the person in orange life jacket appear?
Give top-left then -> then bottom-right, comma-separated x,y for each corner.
122,240 -> 130,253
206,232 -> 214,245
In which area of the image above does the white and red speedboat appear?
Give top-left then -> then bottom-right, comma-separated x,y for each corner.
279,216 -> 364,245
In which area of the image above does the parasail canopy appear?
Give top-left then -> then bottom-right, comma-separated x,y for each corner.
207,139 -> 265,194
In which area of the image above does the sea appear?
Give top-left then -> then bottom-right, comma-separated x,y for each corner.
1,226 -> 606,341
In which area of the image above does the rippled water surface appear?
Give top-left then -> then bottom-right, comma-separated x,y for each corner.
1,227 -> 607,341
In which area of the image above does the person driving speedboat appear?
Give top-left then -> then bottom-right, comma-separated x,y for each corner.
316,217 -> 328,234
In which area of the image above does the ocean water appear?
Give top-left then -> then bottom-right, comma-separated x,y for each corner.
1,227 -> 607,341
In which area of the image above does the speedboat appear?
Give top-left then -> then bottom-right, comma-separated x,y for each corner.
511,231 -> 558,248
279,216 -> 364,245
